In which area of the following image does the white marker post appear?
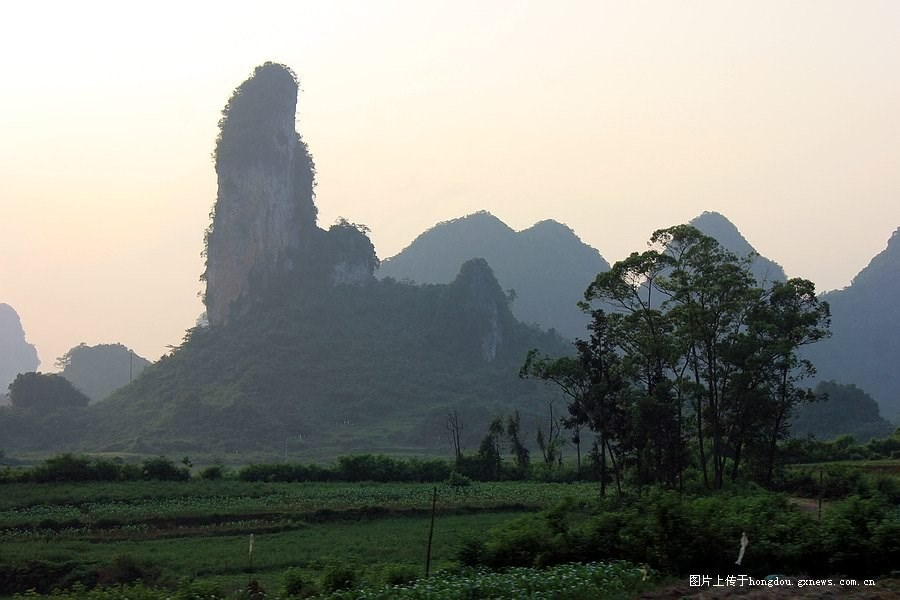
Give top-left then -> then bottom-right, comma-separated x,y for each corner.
735,531 -> 748,566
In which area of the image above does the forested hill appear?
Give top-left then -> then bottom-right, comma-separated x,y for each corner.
805,228 -> 900,420
57,343 -> 151,403
0,260 -> 569,458
689,211 -> 787,284
377,211 -> 610,340
0,64 -> 570,458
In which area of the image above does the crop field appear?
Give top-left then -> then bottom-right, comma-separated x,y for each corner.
0,480 -> 602,597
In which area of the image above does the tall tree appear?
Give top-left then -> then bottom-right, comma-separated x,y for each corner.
506,409 -> 530,471
444,409 -> 465,466
478,416 -> 504,480
525,224 -> 830,490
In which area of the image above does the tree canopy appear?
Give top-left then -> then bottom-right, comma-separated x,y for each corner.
7,372 -> 90,412
522,225 -> 830,491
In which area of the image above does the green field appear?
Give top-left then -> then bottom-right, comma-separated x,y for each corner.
0,480 -> 602,597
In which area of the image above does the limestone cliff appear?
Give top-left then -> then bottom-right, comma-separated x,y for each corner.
203,63 -> 374,324
0,303 -> 40,391
440,259 -> 511,362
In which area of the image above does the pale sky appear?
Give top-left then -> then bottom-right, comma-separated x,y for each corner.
2,1 -> 899,369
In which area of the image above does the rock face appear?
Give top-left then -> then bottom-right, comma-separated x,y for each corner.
0,303 -> 40,392
378,211 -> 609,340
203,63 -> 374,325
690,212 -> 787,285
442,259 -> 510,362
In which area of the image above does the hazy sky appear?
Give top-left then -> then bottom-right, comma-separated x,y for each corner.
2,1 -> 899,369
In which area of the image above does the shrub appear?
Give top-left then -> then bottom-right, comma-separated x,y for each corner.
320,563 -> 358,592
30,454 -> 94,483
199,465 -> 225,480
458,489 -> 899,577
281,567 -> 317,598
96,554 -> 160,586
141,456 -> 190,481
0,560 -> 96,595
447,471 -> 472,487
380,564 -> 420,586
174,577 -> 225,600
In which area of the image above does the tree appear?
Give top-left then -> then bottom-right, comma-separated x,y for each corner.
521,314 -> 627,495
505,409 -> 530,471
535,398 -> 563,469
444,409 -> 465,466
7,372 -> 90,411
738,278 -> 830,484
477,416 -> 504,479
525,225 -> 830,490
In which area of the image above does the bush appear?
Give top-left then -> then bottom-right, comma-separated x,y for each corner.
30,454 -> 95,483
778,465 -> 897,501
321,563 -> 358,592
141,456 -> 190,481
0,560 -> 96,595
446,471 -> 472,487
459,488 -> 900,577
817,495 -> 900,576
380,564 -> 419,586
281,567 -> 317,597
96,554 -> 160,586
199,465 -> 225,480
174,577 -> 225,600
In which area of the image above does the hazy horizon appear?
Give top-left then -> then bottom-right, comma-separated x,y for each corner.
2,1 -> 899,369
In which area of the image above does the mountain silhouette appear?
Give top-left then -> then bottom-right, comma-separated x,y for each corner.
805,228 -> 900,420
377,211 -> 610,340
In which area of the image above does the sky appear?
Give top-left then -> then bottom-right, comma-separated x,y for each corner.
2,1 -> 899,369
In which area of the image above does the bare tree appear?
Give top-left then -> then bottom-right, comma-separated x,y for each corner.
444,409 -> 465,466
536,398 -> 562,469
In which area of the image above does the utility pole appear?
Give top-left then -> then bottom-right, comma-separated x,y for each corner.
425,486 -> 437,577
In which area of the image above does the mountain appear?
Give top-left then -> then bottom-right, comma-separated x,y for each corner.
56,262 -> 568,458
792,381 -> 894,442
689,212 -> 787,284
0,64 -> 568,458
804,228 -> 900,420
203,62 -> 375,326
57,343 -> 152,403
0,303 -> 40,392
377,211 -> 610,340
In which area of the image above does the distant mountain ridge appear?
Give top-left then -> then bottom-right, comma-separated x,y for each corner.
57,343 -> 152,403
377,211 -> 610,340
805,228 -> 900,420
689,211 -> 787,284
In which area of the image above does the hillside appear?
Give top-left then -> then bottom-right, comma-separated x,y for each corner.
377,211 -> 610,340
0,64 -> 569,459
689,211 -> 787,284
57,343 -> 151,403
61,263 -> 567,459
805,228 -> 900,420
792,381 -> 895,442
